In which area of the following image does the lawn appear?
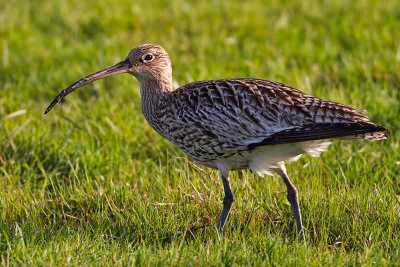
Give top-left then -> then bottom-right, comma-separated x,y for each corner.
1,0 -> 399,265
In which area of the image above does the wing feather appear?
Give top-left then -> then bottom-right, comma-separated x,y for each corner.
161,78 -> 387,152
247,122 -> 387,148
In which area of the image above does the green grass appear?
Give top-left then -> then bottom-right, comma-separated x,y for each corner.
1,0 -> 399,265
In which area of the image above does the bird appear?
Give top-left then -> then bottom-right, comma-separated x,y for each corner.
45,44 -> 387,240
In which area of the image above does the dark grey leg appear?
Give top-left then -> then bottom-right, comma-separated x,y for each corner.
217,173 -> 235,230
274,168 -> 305,241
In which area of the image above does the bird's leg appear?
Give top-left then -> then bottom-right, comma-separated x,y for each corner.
274,168 -> 305,241
216,172 -> 235,231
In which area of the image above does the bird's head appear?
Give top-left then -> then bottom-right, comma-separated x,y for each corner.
45,44 -> 172,114
126,44 -> 172,83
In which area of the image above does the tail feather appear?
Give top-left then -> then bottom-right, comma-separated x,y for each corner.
248,122 -> 387,148
351,131 -> 386,140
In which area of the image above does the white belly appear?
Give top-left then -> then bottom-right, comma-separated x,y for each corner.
215,140 -> 331,176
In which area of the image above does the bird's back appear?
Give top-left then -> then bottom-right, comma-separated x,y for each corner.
152,78 -> 386,169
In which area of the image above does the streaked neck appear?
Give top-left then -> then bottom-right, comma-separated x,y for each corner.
139,79 -> 171,122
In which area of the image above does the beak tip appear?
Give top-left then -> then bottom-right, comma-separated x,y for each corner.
45,99 -> 59,114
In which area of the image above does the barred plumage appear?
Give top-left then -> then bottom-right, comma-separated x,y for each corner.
46,44 -> 387,240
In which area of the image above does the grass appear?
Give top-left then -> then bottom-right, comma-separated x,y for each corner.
1,0 -> 399,265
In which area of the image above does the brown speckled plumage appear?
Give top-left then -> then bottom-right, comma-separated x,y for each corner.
46,44 -> 387,240
152,78 -> 385,169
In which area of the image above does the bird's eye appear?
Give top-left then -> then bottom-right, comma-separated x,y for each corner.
143,54 -> 154,61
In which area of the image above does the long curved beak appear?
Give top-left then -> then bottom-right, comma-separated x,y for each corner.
45,60 -> 131,114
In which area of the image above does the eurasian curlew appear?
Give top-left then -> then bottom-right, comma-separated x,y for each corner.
45,44 -> 387,240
